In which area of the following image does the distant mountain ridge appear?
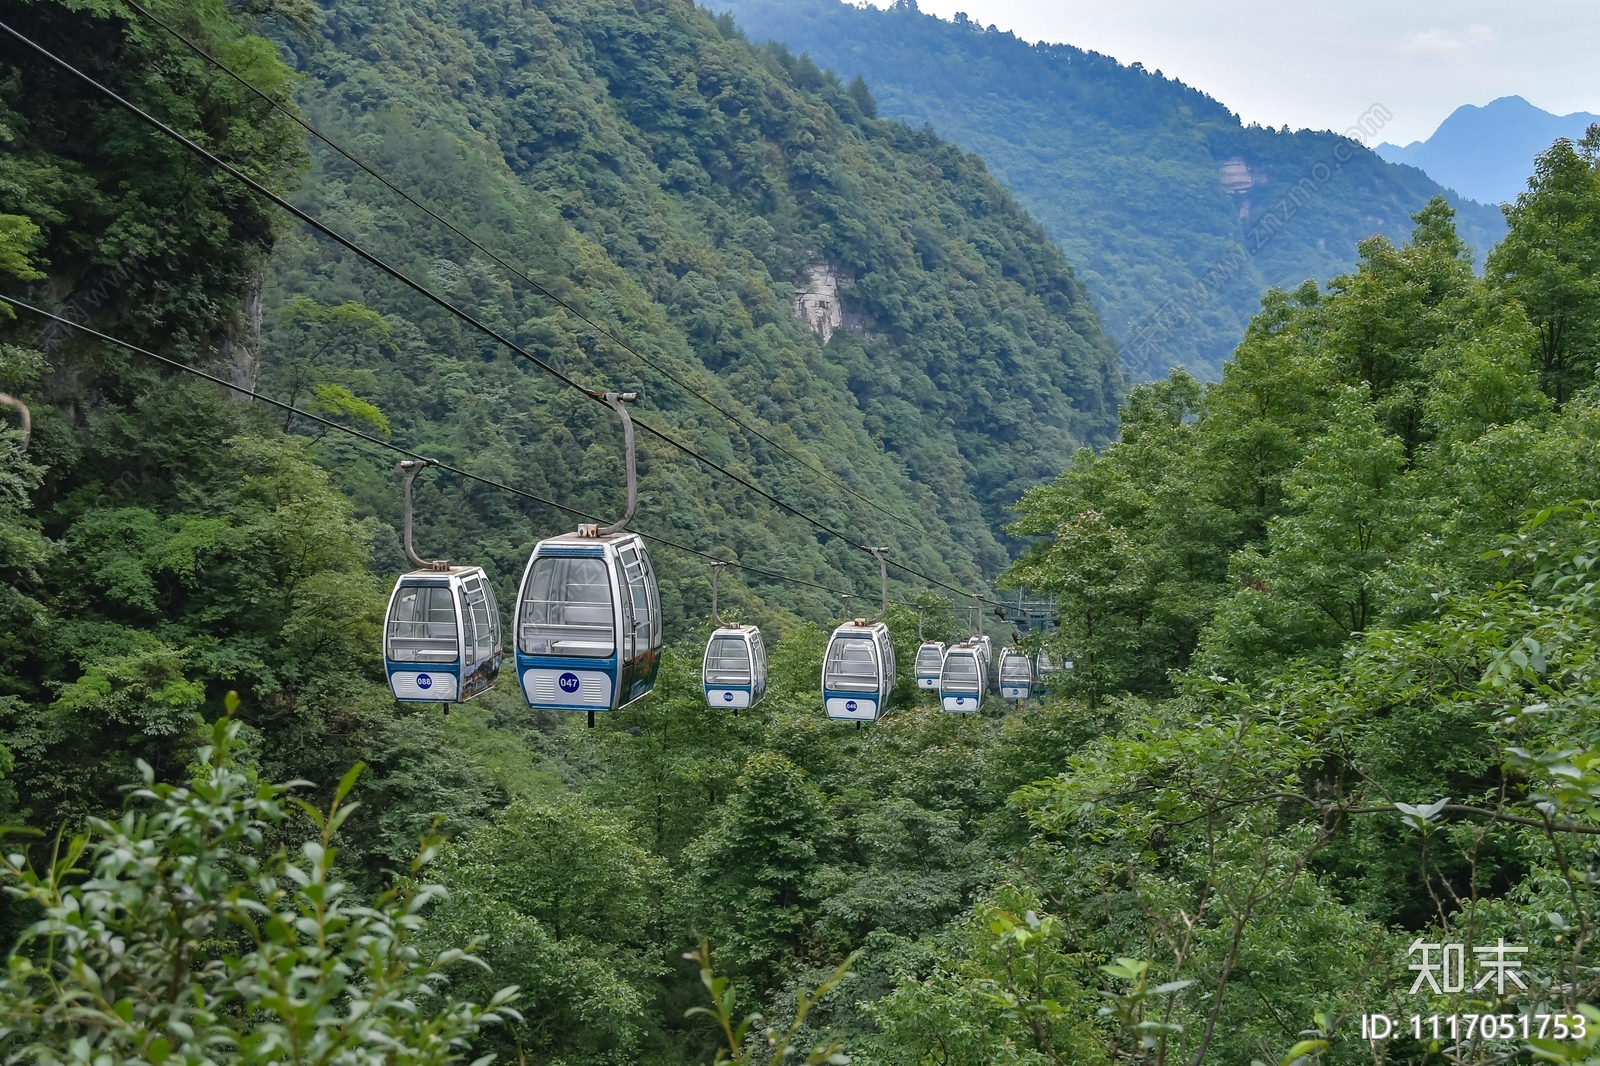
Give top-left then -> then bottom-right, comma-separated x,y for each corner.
1377,96 -> 1600,205
716,0 -> 1509,380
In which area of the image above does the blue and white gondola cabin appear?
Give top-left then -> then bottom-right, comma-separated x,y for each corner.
822,621 -> 896,722
384,567 -> 503,703
513,530 -> 662,718
998,647 -> 1033,701
939,640 -> 986,713
704,625 -> 768,710
914,641 -> 947,690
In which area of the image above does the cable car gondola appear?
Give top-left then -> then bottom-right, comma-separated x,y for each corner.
939,639 -> 986,713
914,641 -> 946,690
914,607 -> 945,690
702,562 -> 767,711
998,647 -> 1033,701
513,392 -> 662,726
822,548 -> 896,723
1038,650 -> 1073,674
383,460 -> 503,705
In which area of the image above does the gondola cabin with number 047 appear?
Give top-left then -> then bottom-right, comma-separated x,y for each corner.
514,532 -> 662,715
382,460 -> 503,704
511,391 -> 662,724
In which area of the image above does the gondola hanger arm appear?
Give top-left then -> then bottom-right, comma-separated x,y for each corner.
863,546 -> 890,625
396,459 -> 450,571
580,391 -> 639,537
710,561 -> 730,627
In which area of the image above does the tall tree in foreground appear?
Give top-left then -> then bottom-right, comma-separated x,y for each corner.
1488,126 -> 1600,407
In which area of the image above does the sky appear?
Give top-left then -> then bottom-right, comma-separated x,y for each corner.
868,0 -> 1600,146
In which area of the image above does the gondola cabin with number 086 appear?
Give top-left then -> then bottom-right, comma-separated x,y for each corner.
385,570 -> 502,702
822,548 -> 896,723
511,392 -> 662,725
382,461 -> 503,704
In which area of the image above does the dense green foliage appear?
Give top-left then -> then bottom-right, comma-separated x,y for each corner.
273,0 -> 1118,579
716,0 -> 1509,380
961,139 -> 1600,1062
6,0 -> 1600,1060
0,714 -> 520,1066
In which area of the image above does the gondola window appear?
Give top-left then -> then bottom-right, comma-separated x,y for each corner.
462,579 -> 494,665
617,543 -> 657,648
706,636 -> 752,684
944,654 -> 980,690
386,586 -> 459,663
518,557 -> 614,657
824,637 -> 879,690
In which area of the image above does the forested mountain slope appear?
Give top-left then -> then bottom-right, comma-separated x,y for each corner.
272,0 -> 1118,590
0,0 -> 1113,957
9,0 -> 1600,1061
717,0 -> 1509,380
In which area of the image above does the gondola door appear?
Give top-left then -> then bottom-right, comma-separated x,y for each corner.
614,536 -> 661,707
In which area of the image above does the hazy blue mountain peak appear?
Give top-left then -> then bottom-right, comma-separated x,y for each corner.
1377,96 -> 1600,205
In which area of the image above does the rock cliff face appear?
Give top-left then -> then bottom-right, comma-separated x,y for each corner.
1218,157 -> 1254,219
794,263 -> 847,342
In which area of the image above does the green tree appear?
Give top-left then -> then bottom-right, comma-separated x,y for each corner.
1199,392 -> 1411,678
0,713 -> 519,1065
267,296 -> 392,435
427,795 -> 666,1063
687,751 -> 835,985
1488,127 -> 1600,407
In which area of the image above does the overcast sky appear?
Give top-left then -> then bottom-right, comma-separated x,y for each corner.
869,0 -> 1600,145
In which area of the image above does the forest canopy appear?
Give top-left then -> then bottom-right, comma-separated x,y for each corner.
1,0 -> 1600,1061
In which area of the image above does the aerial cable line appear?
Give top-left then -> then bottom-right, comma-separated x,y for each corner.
0,295 -> 862,599
122,0 -> 968,556
0,19 -> 1007,609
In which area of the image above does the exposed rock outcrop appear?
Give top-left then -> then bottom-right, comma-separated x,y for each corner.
794,263 -> 848,343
